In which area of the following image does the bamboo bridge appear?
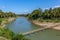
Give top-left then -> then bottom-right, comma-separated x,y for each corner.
22,24 -> 60,36
22,27 -> 49,35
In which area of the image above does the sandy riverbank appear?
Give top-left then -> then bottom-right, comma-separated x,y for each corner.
32,20 -> 60,30
0,17 -> 16,28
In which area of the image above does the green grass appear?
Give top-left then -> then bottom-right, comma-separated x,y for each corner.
37,18 -> 60,23
0,18 -> 7,22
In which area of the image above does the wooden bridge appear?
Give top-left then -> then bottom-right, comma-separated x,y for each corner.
22,24 -> 60,36
22,27 -> 50,35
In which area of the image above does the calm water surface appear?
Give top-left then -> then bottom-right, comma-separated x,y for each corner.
5,17 -> 40,33
6,17 -> 60,40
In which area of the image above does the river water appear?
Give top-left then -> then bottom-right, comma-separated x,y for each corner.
5,17 -> 60,40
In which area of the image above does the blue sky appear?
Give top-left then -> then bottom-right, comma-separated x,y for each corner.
0,0 -> 60,14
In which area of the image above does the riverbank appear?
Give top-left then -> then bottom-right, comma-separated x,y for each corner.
32,20 -> 60,30
0,17 -> 16,28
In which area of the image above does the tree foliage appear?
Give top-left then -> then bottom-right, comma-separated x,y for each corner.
28,7 -> 60,20
0,10 -> 16,18
28,8 -> 42,20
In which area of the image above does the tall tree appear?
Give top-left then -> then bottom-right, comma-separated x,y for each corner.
28,8 -> 42,19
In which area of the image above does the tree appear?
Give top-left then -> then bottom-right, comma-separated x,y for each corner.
43,9 -> 49,19
28,8 -> 42,19
0,10 -> 5,18
52,7 -> 60,18
0,9 -> 16,18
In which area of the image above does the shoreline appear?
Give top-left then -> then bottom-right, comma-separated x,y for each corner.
0,17 -> 16,28
32,20 -> 60,30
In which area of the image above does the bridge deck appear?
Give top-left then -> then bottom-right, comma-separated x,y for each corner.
22,27 -> 49,35
22,24 -> 60,35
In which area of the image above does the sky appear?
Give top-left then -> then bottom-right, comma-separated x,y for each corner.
0,0 -> 60,14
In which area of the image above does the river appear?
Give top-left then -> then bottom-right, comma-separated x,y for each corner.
5,17 -> 60,40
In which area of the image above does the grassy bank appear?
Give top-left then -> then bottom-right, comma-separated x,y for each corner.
0,28 -> 28,40
0,18 -> 16,28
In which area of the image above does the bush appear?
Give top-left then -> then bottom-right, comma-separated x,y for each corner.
0,28 -> 28,40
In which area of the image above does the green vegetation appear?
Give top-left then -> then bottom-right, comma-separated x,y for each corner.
0,18 -> 3,24
28,8 -> 42,20
0,28 -> 28,40
27,7 -> 60,22
0,10 -> 16,18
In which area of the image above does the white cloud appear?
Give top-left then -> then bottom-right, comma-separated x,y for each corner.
43,8 -> 49,10
54,5 -> 60,7
44,8 -> 49,9
53,5 -> 60,8
43,5 -> 60,10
